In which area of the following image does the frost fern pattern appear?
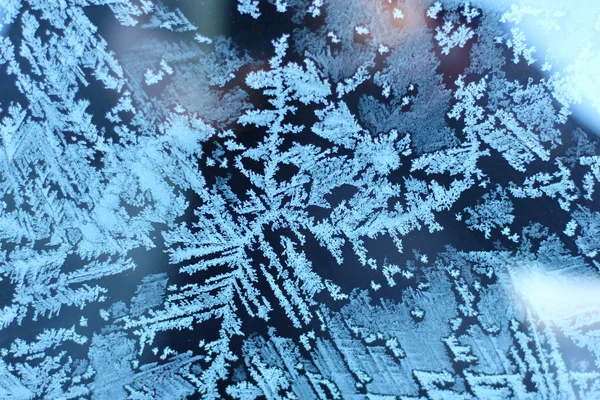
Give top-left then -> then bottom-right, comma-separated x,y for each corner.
0,0 -> 600,399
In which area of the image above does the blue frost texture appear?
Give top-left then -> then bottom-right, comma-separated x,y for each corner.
0,0 -> 600,399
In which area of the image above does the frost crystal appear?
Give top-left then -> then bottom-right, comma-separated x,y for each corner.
1,0 -> 599,398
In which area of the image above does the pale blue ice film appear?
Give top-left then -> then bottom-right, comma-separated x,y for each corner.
1,0 -> 600,399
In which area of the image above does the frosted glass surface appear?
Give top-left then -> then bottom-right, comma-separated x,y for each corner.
0,1 -> 600,398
